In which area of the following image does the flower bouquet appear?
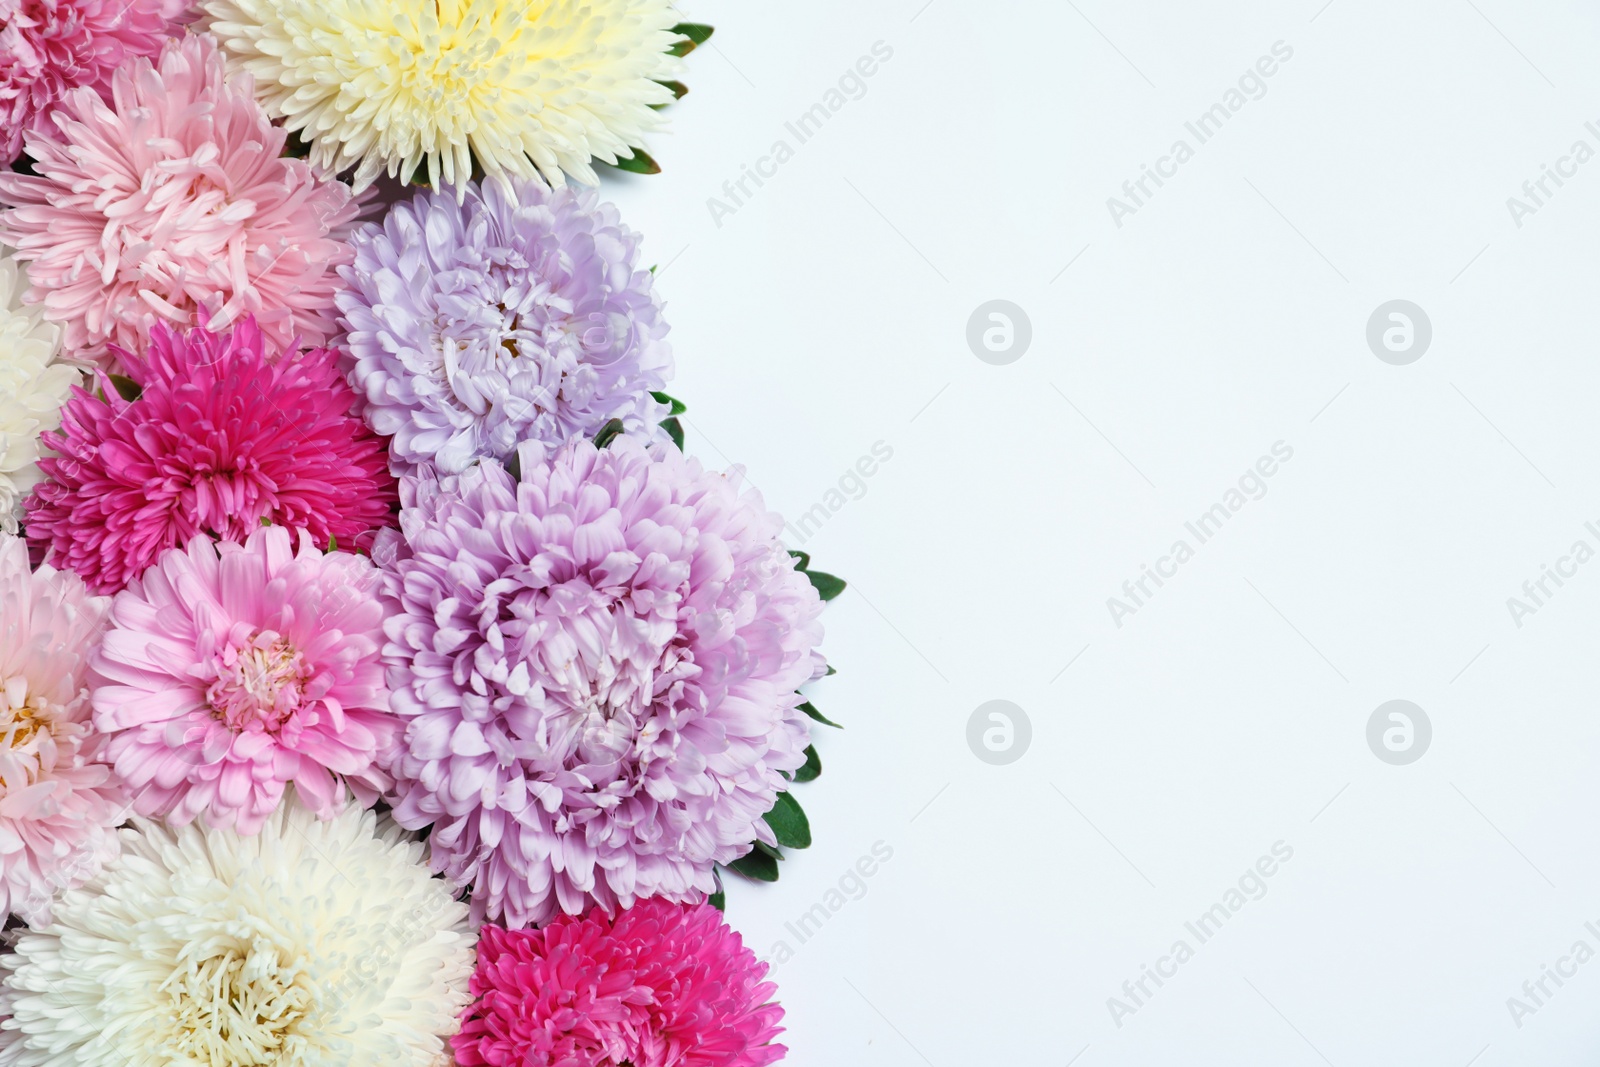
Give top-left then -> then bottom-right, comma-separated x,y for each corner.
0,3 -> 845,1063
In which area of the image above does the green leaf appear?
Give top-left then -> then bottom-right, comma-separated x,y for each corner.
727,850 -> 779,882
794,745 -> 821,783
798,701 -> 841,728
107,373 -> 142,402
787,549 -> 811,571
763,792 -> 811,849
825,665 -> 837,676
326,534 -> 338,553
807,570 -> 846,601
592,419 -> 626,449
612,148 -> 661,175
657,79 -> 689,100
708,869 -> 726,911
661,416 -> 684,451
753,839 -> 783,860
650,391 -> 687,416
669,23 -> 714,55
503,451 -> 522,480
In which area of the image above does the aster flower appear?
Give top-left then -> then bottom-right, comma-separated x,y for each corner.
0,0 -> 174,166
0,534 -> 128,926
456,901 -> 785,1067
25,316 -> 397,595
379,437 -> 825,927
0,251 -> 76,534
90,525 -> 397,834
0,792 -> 477,1065
337,178 -> 672,474
199,0 -> 687,191
0,32 -> 358,366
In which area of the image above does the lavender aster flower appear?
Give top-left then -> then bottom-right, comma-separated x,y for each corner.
336,177 -> 673,474
377,437 -> 826,927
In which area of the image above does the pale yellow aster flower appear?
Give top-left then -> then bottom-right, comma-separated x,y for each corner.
199,0 -> 688,191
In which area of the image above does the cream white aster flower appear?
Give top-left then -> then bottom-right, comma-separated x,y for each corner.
199,0 -> 688,191
0,793 -> 478,1067
0,254 -> 76,535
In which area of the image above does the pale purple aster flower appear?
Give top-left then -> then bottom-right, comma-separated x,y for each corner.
336,177 -> 673,474
377,436 -> 826,927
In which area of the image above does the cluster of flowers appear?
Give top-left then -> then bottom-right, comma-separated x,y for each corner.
0,4 -> 841,1064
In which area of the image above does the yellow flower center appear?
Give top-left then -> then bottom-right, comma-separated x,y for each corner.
165,935 -> 312,1065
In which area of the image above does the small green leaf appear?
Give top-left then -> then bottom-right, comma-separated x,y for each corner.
794,745 -> 821,783
825,665 -> 837,676
658,79 -> 689,100
592,419 -> 625,449
669,23 -> 714,56
727,850 -> 779,882
326,534 -> 338,553
787,549 -> 811,571
107,373 -> 142,402
763,792 -> 811,849
799,701 -> 841,729
650,391 -> 687,416
260,516 -> 273,527
753,839 -> 783,860
612,148 -> 661,175
708,869 -> 726,911
503,451 -> 522,480
807,570 -> 846,601
661,416 -> 684,451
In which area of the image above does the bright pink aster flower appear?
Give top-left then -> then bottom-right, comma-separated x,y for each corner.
0,31 -> 357,366
25,316 -> 397,595
0,532 -> 129,925
89,525 -> 398,834
0,0 -> 174,166
454,900 -> 786,1067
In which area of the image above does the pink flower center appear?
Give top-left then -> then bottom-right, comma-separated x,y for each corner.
204,633 -> 309,732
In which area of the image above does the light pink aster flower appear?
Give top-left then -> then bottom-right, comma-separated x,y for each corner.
0,0 -> 175,166
89,525 -> 398,834
380,437 -> 826,927
0,532 -> 129,925
0,32 -> 358,366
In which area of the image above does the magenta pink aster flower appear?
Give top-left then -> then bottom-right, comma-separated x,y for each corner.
25,316 -> 397,595
453,900 -> 786,1067
379,437 -> 826,927
89,525 -> 398,834
0,0 -> 174,166
0,31 -> 358,366
0,532 -> 130,925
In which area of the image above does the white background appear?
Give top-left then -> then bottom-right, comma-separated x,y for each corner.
605,2 -> 1600,1063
